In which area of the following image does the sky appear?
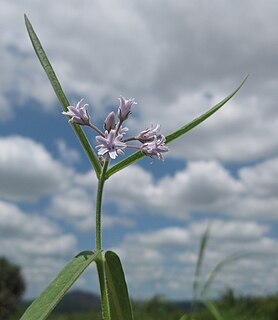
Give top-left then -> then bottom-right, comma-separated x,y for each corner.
0,0 -> 278,301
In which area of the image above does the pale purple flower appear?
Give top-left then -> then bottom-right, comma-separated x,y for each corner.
118,96 -> 137,122
136,124 -> 161,142
96,130 -> 127,159
62,99 -> 90,125
104,112 -> 116,132
141,135 -> 168,160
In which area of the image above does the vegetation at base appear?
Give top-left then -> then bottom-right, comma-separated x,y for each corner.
191,289 -> 278,320
13,289 -> 278,320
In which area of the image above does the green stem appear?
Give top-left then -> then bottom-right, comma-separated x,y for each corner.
96,158 -> 109,251
95,158 -> 110,319
96,255 -> 110,320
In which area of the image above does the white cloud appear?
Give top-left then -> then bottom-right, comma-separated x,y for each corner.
45,157 -> 257,233
112,219 -> 278,299
0,0 -> 278,301
0,200 -> 60,237
104,157 -> 278,221
0,200 -> 77,298
105,161 -> 237,218
0,0 -> 278,162
150,161 -> 242,214
47,170 -> 135,231
163,91 -> 278,162
227,196 -> 278,220
0,134 -> 275,298
103,215 -> 135,229
0,136 -> 73,201
105,165 -> 154,211
0,134 -> 135,231
239,157 -> 278,197
55,139 -> 80,165
49,186 -> 94,220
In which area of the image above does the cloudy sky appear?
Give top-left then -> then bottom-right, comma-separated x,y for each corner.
0,0 -> 278,301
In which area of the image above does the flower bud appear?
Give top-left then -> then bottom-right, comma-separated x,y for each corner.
104,112 -> 116,132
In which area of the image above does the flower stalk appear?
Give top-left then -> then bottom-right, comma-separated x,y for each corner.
95,156 -> 110,252
96,256 -> 110,320
95,157 -> 111,320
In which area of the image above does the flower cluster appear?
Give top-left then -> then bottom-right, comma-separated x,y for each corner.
63,96 -> 168,160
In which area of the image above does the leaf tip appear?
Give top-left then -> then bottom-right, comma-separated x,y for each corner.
24,14 -> 31,29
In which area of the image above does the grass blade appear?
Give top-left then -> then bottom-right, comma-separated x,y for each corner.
105,77 -> 247,180
24,14 -> 101,178
20,251 -> 97,320
193,225 -> 210,303
201,252 -> 247,297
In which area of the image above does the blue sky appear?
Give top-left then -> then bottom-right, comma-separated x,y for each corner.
0,1 -> 278,301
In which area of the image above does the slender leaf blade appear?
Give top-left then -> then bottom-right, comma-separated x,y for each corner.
24,14 -> 68,110
193,225 -> 210,302
20,251 -> 97,320
105,77 -> 247,180
24,14 -> 101,178
201,251 -> 248,297
104,250 -> 134,320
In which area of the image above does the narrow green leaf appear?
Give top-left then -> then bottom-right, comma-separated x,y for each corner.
201,251 -> 247,297
104,250 -> 134,320
179,315 -> 189,320
105,77 -> 247,180
20,251 -> 97,320
193,225 -> 210,302
24,14 -> 101,179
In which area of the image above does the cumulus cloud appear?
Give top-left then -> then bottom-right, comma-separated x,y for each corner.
55,139 -> 81,165
0,0 -> 278,162
47,170 -> 135,231
105,158 -> 278,221
0,138 -> 276,299
0,134 -> 275,298
239,157 -> 278,197
112,219 -> 278,299
0,200 -> 77,297
1,0 -> 278,301
0,200 -> 60,238
0,134 -> 135,231
0,136 -> 73,201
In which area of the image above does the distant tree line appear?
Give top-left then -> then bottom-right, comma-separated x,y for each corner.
0,257 -> 25,319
